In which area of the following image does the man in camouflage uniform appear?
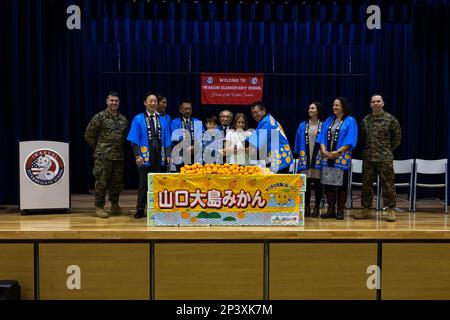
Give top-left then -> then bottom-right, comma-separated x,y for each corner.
84,92 -> 128,218
354,94 -> 401,222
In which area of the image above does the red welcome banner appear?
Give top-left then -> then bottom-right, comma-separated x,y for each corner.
201,73 -> 264,105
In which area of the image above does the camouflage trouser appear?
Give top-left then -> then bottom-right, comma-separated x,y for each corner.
361,161 -> 396,209
93,159 -> 124,208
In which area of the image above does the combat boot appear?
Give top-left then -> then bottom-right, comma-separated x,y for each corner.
111,202 -> 123,215
353,207 -> 371,219
96,206 -> 109,219
386,209 -> 396,222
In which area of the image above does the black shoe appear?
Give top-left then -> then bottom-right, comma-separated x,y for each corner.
311,207 -> 320,218
336,209 -> 344,220
305,206 -> 311,217
320,208 -> 336,219
134,210 -> 145,219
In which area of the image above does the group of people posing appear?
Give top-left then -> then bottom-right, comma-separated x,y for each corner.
293,96 -> 401,222
85,92 -> 401,222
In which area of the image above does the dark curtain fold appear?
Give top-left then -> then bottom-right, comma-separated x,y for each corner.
1,0 -> 449,204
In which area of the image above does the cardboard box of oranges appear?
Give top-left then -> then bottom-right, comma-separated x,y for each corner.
179,163 -> 269,175
145,167 -> 306,227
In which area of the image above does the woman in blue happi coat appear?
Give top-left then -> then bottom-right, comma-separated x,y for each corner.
294,102 -> 324,218
316,97 -> 358,220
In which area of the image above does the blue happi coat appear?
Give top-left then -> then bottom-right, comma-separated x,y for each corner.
127,113 -> 171,167
316,115 -> 358,170
158,112 -> 171,128
294,120 -> 323,172
170,117 -> 204,141
170,117 -> 204,164
247,114 -> 293,172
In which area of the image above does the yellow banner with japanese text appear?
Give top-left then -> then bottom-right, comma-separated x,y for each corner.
151,174 -> 305,213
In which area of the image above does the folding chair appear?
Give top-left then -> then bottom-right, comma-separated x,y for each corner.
413,159 -> 448,213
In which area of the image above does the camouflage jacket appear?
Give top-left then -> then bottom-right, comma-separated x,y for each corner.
84,109 -> 128,160
361,111 -> 401,162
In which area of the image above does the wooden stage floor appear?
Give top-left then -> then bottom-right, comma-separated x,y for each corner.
2,192 -> 450,300
0,191 -> 449,240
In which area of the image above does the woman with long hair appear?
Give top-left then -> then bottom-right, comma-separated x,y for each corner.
294,102 -> 324,217
317,97 -> 358,220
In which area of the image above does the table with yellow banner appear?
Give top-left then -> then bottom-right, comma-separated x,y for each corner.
147,166 -> 306,226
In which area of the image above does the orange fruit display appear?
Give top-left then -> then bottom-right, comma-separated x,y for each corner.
179,163 -> 266,175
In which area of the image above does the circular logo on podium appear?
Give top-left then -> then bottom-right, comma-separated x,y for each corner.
24,149 -> 65,186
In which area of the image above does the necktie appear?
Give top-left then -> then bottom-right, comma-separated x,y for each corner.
185,119 -> 191,131
150,115 -> 157,138
149,115 -> 161,166
185,120 -> 193,140
150,114 -> 158,141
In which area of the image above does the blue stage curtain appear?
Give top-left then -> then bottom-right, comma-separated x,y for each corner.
1,0 -> 449,204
